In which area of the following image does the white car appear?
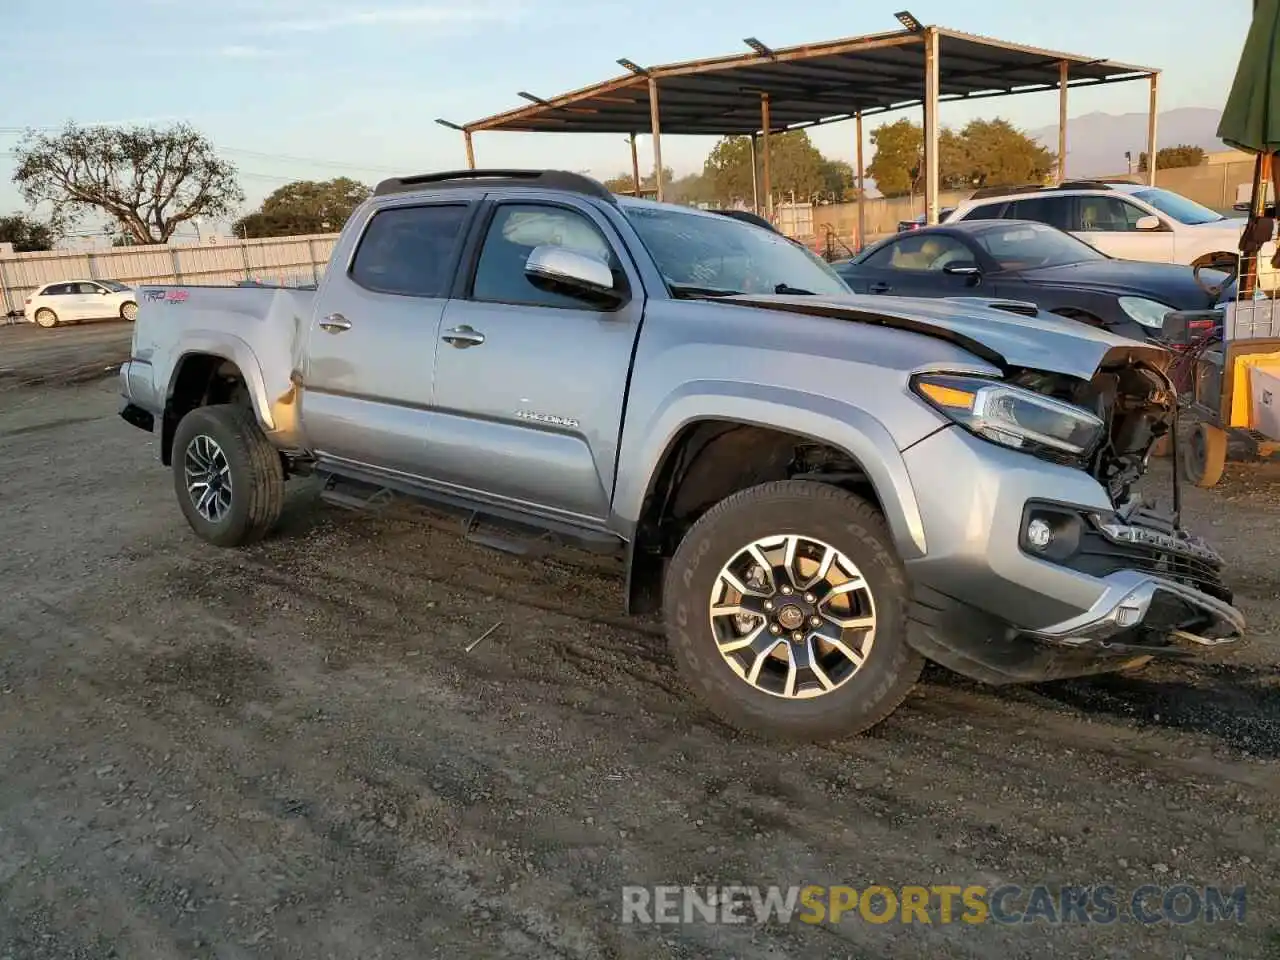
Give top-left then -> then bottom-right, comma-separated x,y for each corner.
948,181 -> 1275,285
24,279 -> 138,328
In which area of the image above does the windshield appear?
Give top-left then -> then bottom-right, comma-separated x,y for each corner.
1131,188 -> 1225,225
99,280 -> 129,292
972,222 -> 1107,270
622,203 -> 850,297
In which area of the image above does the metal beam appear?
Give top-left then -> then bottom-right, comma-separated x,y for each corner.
923,26 -> 939,225
1146,72 -> 1159,186
1057,60 -> 1068,182
749,134 -> 760,214
630,132 -> 641,195
464,130 -> 475,169
761,93 -> 772,218
648,78 -> 664,202
856,111 -> 866,250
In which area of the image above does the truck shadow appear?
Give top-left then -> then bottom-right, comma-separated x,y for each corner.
969,662 -> 1280,759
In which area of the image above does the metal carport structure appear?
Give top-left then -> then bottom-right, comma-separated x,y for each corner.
450,12 -> 1159,243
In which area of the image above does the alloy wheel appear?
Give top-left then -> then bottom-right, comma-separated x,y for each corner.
183,434 -> 233,523
708,533 -> 876,699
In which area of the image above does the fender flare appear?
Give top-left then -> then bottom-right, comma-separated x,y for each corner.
166,333 -> 275,431
612,379 -> 928,559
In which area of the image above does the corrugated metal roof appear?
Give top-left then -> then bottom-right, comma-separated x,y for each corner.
464,26 -> 1156,136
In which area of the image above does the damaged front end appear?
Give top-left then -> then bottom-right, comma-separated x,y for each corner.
1004,348 -> 1244,655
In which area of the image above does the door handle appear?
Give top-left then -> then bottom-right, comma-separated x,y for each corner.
319,313 -> 351,333
442,325 -> 485,348
868,282 -> 892,294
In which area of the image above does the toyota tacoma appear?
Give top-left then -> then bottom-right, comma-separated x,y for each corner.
117,169 -> 1245,741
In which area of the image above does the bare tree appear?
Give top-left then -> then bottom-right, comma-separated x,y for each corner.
12,122 -> 243,245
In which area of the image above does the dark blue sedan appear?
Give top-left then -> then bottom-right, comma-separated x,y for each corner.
833,219 -> 1228,341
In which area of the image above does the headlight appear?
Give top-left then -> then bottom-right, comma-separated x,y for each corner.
912,373 -> 1105,459
1117,296 -> 1174,330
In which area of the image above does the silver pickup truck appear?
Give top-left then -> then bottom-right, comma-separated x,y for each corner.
118,169 -> 1244,741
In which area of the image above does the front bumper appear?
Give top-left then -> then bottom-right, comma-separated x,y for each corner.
900,425 -> 1245,683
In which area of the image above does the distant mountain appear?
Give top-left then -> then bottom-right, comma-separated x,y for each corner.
1027,108 -> 1226,178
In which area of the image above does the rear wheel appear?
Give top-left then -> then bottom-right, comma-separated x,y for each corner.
1180,421 -> 1228,488
34,308 -> 57,328
663,480 -> 922,741
171,404 -> 284,547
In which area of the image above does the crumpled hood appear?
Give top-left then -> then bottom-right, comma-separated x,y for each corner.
725,292 -> 1171,380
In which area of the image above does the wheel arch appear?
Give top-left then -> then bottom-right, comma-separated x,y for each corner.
617,386 -> 928,615
161,344 -> 269,465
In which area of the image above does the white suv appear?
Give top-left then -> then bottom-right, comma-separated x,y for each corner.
24,279 -> 138,328
948,181 -> 1274,285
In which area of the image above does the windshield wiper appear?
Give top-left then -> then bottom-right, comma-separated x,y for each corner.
669,283 -> 743,299
774,283 -> 815,295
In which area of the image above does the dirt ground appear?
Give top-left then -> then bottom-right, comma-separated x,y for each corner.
1,322 -> 1279,959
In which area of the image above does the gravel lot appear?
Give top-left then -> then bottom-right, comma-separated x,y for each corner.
1,322 -> 1279,958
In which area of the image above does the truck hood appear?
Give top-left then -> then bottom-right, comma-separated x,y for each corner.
724,292 -> 1171,380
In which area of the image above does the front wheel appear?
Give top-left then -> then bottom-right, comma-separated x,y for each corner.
171,404 -> 285,547
1181,421 -> 1228,488
120,301 -> 138,322
663,480 -> 922,741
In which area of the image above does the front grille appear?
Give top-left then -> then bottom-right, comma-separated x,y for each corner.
1068,526 -> 1230,602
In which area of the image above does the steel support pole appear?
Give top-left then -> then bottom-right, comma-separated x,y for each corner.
630,133 -> 641,195
464,131 -> 476,169
855,112 -> 866,250
761,93 -> 772,218
648,78 -> 664,202
1058,60 -> 1069,183
1146,73 -> 1159,186
749,134 -> 760,214
922,27 -> 940,225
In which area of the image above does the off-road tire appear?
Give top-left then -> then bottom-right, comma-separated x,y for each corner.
663,480 -> 922,741
171,404 -> 284,547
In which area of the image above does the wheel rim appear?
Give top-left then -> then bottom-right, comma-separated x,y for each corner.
1189,427 -> 1207,477
708,534 -> 876,700
183,434 -> 233,523
122,302 -> 137,320
36,310 -> 55,327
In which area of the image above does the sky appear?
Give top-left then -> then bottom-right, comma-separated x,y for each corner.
0,0 -> 1257,242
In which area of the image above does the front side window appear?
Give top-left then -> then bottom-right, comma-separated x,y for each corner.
1077,196 -> 1148,232
76,282 -> 103,295
1131,188 -> 1224,225
99,280 -> 129,292
959,201 -> 1009,221
349,204 -> 470,298
861,234 -> 974,271
623,203 -> 848,297
471,203 -> 620,309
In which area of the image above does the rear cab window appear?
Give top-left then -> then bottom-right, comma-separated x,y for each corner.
349,204 -> 471,298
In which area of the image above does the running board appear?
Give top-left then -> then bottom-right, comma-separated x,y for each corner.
316,471 -> 622,558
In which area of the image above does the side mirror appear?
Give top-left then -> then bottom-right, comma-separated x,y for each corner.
942,260 -> 981,276
1135,215 -> 1161,231
525,245 -> 620,303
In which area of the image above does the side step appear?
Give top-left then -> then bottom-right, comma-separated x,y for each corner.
317,472 -> 616,559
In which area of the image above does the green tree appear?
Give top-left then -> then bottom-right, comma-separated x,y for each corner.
819,159 -> 860,201
1138,144 -> 1206,171
866,118 -> 922,197
868,117 -> 1052,195
12,122 -> 242,244
0,213 -> 55,252
702,131 -> 830,204
955,118 -> 1054,188
234,177 -> 371,238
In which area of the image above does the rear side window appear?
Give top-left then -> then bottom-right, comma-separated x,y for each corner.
350,204 -> 470,298
961,202 -> 1007,220
42,284 -> 72,296
1007,196 -> 1072,230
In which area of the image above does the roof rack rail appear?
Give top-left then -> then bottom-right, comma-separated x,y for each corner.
967,183 -> 1046,200
373,169 -> 618,203
1055,178 -> 1137,190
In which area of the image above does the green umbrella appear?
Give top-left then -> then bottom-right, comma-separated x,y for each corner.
1218,0 -> 1280,154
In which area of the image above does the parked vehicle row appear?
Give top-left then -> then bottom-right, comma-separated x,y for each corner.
117,168 -> 1243,743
